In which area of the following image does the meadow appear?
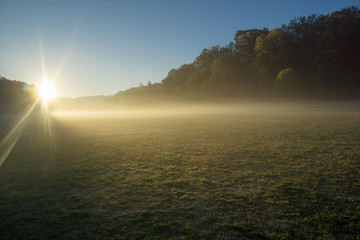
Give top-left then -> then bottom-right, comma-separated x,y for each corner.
0,105 -> 360,239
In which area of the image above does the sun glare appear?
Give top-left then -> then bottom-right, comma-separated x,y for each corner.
39,80 -> 56,102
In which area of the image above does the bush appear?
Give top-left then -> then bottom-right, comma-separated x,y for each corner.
273,68 -> 299,97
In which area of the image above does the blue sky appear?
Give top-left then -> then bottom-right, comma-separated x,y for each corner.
0,0 -> 359,97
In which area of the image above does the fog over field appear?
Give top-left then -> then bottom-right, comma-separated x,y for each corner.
50,100 -> 360,117
1,79 -> 360,239
1,103 -> 360,239
1,2 -> 360,239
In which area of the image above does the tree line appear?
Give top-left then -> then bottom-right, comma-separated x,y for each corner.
0,76 -> 37,111
107,6 -> 360,106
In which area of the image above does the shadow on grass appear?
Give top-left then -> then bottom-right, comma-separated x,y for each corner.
0,110 -> 359,239
0,110 -> 97,239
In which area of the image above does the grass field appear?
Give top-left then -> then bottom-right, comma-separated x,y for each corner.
1,106 -> 360,239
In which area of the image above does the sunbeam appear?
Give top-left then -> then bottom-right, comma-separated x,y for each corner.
0,18 -> 81,168
0,99 -> 40,167
38,35 -> 47,82
51,15 -> 83,85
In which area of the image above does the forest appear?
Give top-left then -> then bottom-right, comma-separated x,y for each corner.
1,7 -> 359,108
107,6 -> 360,106
0,76 -> 36,111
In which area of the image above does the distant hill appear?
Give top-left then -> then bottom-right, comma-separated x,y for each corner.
51,95 -> 113,110
75,95 -> 113,107
106,6 -> 360,106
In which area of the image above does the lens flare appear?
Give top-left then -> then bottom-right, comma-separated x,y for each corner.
39,80 -> 56,102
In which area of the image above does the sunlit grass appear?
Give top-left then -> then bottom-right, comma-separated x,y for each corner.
0,108 -> 359,239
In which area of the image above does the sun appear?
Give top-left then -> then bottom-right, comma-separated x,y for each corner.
38,80 -> 56,102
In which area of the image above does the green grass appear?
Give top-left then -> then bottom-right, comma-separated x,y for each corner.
0,109 -> 360,239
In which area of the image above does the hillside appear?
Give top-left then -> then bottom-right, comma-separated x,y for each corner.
106,6 -> 360,106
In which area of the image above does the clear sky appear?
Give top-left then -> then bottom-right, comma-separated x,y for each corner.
0,0 -> 358,98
